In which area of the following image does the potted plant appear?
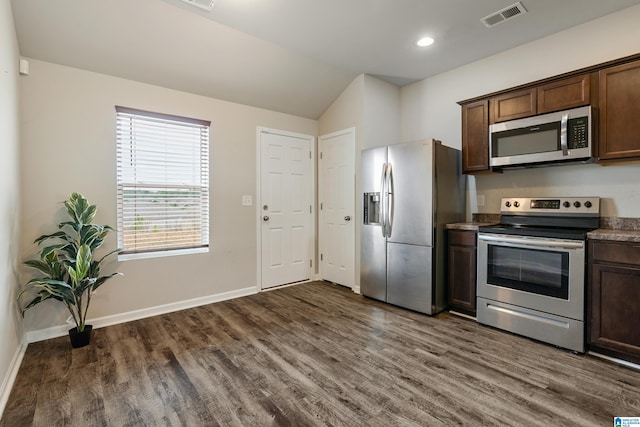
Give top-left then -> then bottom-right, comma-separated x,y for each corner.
18,192 -> 121,348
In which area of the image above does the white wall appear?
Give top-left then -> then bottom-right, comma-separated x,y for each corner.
401,4 -> 640,218
318,74 -> 364,141
362,75 -> 401,149
19,59 -> 317,334
0,0 -> 24,416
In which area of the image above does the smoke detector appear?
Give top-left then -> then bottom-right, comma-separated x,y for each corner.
481,2 -> 528,28
180,0 -> 215,12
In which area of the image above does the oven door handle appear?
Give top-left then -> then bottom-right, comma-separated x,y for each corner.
478,234 -> 584,249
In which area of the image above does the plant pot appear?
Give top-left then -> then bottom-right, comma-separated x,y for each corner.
68,325 -> 93,348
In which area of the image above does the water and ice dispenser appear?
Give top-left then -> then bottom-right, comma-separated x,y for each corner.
363,192 -> 381,225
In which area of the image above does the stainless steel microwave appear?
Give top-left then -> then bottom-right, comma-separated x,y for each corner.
489,105 -> 592,168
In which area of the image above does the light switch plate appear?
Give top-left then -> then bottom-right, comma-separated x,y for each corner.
242,195 -> 252,206
477,194 -> 485,207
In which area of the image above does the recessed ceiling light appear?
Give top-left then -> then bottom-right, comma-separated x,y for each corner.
416,37 -> 434,47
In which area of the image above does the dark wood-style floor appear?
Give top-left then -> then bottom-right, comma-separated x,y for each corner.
2,281 -> 639,426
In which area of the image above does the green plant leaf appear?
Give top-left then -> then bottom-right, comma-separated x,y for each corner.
68,265 -> 77,285
82,204 -> 97,224
34,231 -> 68,245
76,244 -> 92,279
92,272 -> 122,292
79,225 -> 104,250
39,243 -> 68,259
24,259 -> 54,276
59,246 -> 79,264
21,292 -> 56,313
24,277 -> 72,289
20,278 -> 74,305
58,221 -> 81,234
65,193 -> 89,224
76,277 -> 98,295
96,247 -> 121,265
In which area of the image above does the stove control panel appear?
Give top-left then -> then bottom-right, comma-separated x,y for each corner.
500,197 -> 600,216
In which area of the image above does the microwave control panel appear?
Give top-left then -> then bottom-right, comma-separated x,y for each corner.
568,117 -> 589,149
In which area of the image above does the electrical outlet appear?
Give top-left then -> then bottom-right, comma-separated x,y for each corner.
242,195 -> 253,206
477,194 -> 485,207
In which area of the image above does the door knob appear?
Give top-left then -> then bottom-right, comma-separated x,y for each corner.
263,215 -> 269,221
344,216 -> 351,221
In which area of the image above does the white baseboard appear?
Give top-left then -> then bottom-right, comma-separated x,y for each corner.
25,286 -> 258,343
0,339 -> 27,420
352,286 -> 361,295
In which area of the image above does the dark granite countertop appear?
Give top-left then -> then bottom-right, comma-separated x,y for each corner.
447,216 -> 640,242
587,229 -> 640,243
446,214 -> 500,231
446,222 -> 496,231
588,217 -> 640,243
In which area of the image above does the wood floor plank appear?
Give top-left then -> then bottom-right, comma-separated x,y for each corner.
3,281 -> 640,426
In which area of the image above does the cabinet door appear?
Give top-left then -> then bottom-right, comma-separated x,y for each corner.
589,263 -> 640,364
447,231 -> 477,316
537,74 -> 591,113
490,88 -> 536,123
598,59 -> 640,161
461,100 -> 490,174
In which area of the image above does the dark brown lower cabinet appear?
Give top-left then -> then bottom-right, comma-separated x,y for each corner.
588,240 -> 640,364
447,230 -> 477,316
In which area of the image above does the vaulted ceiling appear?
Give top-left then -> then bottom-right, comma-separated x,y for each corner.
11,0 -> 640,119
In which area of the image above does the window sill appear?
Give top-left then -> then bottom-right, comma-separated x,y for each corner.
118,247 -> 209,262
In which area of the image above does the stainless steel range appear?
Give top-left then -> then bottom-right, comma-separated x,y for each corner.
477,197 -> 600,353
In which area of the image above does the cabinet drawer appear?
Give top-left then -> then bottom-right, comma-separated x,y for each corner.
591,240 -> 640,265
448,230 -> 476,247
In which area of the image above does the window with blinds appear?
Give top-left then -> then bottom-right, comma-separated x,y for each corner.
115,106 -> 210,258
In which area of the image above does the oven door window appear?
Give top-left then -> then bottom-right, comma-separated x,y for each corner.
487,245 -> 569,299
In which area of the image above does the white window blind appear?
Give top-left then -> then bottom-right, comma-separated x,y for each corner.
116,106 -> 210,256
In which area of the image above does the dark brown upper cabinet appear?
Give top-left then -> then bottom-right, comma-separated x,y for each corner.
461,99 -> 490,174
490,88 -> 536,124
537,73 -> 591,113
597,59 -> 640,161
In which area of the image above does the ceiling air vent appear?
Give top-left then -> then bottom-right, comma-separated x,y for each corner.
180,0 -> 215,12
481,2 -> 528,28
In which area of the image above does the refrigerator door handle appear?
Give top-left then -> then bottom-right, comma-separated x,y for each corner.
380,162 -> 388,237
386,163 -> 394,237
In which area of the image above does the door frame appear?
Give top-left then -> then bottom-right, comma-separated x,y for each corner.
318,127 -> 356,289
256,127 -> 316,291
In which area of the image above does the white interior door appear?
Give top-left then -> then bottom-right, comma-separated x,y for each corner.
319,128 -> 355,288
259,129 -> 314,289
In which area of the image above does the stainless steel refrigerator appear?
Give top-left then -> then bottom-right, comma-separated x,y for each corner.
360,139 -> 464,315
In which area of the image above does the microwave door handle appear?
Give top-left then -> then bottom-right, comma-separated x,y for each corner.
560,113 -> 569,156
